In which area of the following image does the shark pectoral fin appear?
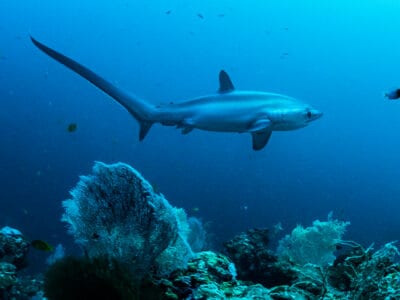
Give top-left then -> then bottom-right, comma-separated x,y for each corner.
249,119 -> 272,150
139,121 -> 153,141
251,129 -> 272,151
218,70 -> 235,93
248,119 -> 271,132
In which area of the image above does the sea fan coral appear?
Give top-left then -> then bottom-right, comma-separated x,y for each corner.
62,161 -> 195,278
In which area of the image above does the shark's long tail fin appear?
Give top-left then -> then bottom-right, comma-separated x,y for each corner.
31,36 -> 155,141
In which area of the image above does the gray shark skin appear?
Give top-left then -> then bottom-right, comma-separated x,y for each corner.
30,37 -> 322,150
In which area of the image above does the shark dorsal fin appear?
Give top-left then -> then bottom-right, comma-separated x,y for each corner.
218,70 -> 235,93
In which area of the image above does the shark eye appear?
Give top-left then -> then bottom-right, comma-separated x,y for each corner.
307,111 -> 312,119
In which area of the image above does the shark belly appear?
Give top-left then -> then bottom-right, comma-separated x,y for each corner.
191,113 -> 253,132
271,123 -> 307,131
174,101 -> 261,133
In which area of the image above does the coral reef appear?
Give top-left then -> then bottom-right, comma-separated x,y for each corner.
0,262 -> 16,290
221,222 -> 400,299
54,163 -> 400,298
8,276 -> 44,300
4,161 -> 400,299
328,241 -> 400,299
157,251 -> 273,299
0,226 -> 29,270
8,222 -> 400,299
0,226 -> 43,299
224,228 -> 295,287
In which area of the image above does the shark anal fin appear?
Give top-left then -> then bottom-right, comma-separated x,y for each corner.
218,70 -> 235,93
139,121 -> 153,141
251,129 -> 272,151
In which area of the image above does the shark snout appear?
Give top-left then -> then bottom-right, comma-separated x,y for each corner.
308,108 -> 323,122
314,109 -> 323,120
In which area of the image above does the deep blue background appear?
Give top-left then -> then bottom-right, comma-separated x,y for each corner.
1,0 -> 400,270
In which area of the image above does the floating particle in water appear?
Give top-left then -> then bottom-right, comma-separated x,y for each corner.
280,52 -> 289,59
0,49 -> 6,60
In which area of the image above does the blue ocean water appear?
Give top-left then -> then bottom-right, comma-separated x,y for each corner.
1,0 -> 400,270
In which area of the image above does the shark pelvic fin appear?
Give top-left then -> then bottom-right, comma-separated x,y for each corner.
218,70 -> 235,93
251,129 -> 272,151
177,118 -> 195,134
139,121 -> 153,141
181,127 -> 194,134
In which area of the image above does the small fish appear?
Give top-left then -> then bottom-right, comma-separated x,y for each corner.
385,88 -> 400,100
67,123 -> 77,132
31,239 -> 54,252
191,207 -> 200,213
165,10 -> 172,15
197,13 -> 204,19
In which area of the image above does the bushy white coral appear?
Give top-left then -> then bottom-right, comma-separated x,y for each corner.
277,215 -> 350,266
